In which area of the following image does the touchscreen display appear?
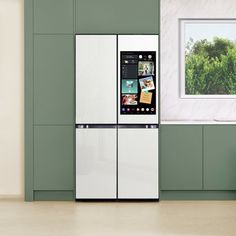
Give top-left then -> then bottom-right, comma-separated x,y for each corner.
120,51 -> 156,115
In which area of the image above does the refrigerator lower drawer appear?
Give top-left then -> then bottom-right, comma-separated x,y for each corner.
76,128 -> 116,199
118,128 -> 159,199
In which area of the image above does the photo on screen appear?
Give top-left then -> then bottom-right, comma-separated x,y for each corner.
139,76 -> 155,91
122,79 -> 138,94
138,61 -> 155,76
121,94 -> 138,105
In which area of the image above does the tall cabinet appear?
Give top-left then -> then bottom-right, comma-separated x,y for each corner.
25,0 -> 75,200
25,0 -> 159,201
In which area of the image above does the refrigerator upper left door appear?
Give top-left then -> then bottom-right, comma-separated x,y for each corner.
76,35 -> 117,124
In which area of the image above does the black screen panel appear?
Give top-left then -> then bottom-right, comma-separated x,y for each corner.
120,51 -> 156,115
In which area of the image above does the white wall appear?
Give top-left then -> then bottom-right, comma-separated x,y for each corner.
161,0 -> 236,121
0,0 -> 24,197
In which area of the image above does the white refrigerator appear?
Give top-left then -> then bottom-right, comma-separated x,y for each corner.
76,34 -> 159,200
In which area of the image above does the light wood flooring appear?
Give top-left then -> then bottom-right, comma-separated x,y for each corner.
0,199 -> 236,236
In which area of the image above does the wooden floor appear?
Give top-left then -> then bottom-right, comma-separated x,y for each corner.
0,199 -> 236,235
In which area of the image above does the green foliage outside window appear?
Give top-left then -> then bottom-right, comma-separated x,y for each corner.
185,37 -> 236,94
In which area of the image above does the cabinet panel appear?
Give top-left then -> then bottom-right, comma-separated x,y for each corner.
118,129 -> 158,199
204,126 -> 236,190
34,126 -> 74,190
34,0 -> 74,33
160,125 -> 202,190
76,129 -> 116,199
34,35 -> 74,125
25,0 -> 34,201
76,0 -> 159,34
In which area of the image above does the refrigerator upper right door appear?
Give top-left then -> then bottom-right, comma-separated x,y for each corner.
118,35 -> 159,124
76,35 -> 116,124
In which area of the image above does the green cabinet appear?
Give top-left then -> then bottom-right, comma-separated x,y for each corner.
160,125 -> 203,190
160,124 -> 236,199
34,126 -> 74,190
76,0 -> 159,33
204,125 -> 236,190
32,0 -> 75,200
34,0 -> 74,34
34,35 -> 74,125
26,0 -> 160,201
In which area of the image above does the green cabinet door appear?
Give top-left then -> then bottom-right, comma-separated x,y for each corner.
34,126 -> 74,190
160,125 -> 203,190
204,125 -> 236,190
76,0 -> 159,34
34,0 -> 74,34
34,35 -> 74,125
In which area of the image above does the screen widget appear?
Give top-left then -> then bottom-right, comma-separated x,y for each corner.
122,65 -> 138,79
121,94 -> 138,105
138,61 -> 155,76
139,76 -> 155,91
122,79 -> 138,94
122,54 -> 138,60
140,91 -> 153,104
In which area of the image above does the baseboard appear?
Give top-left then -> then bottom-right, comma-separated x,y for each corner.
160,190 -> 236,200
34,190 -> 75,201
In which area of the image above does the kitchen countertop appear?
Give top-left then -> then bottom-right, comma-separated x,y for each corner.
161,121 -> 236,124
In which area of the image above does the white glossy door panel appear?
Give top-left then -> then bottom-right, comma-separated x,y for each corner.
76,35 -> 116,124
118,35 -> 159,124
118,128 -> 158,199
76,128 -> 116,199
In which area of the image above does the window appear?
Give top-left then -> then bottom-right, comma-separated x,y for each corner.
180,19 -> 236,98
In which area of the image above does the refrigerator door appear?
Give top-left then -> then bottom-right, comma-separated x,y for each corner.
76,128 -> 116,199
118,127 -> 158,199
118,35 -> 159,124
76,35 -> 116,124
